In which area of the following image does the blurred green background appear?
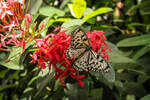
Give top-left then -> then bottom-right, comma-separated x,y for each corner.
0,0 -> 150,100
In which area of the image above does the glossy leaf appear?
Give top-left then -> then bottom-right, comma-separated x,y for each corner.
117,34 -> 150,47
0,47 -> 24,70
39,6 -> 65,17
83,8 -> 93,16
50,18 -> 72,23
132,45 -> 150,61
140,94 -> 150,100
0,41 -> 34,70
29,0 -> 42,14
83,7 -> 113,21
61,19 -> 85,28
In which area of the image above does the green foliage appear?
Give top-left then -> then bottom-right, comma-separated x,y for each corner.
117,34 -> 150,47
1,0 -> 150,100
83,7 -> 113,21
39,6 -> 65,17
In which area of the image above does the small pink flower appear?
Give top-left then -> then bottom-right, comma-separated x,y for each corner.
35,34 -> 51,48
25,14 -> 32,24
7,0 -> 23,4
0,2 -> 13,19
0,34 -> 9,47
3,21 -> 17,31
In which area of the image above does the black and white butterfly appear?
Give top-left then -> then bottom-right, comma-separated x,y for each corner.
65,28 -> 110,73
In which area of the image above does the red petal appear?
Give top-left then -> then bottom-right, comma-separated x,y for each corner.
78,80 -> 84,87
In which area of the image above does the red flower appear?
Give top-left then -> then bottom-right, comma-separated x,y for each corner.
0,0 -> 27,50
0,0 -> 44,52
31,28 -> 86,87
31,27 -> 112,87
7,0 -> 23,4
88,30 -> 112,61
0,2 -> 13,19
0,0 -> 47,66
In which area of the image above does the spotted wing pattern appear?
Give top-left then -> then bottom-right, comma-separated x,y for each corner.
72,50 -> 110,72
65,46 -> 86,60
66,28 -> 88,60
65,28 -> 110,73
70,28 -> 89,48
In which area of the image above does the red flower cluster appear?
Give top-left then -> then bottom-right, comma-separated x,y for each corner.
31,28 -> 85,87
31,28 -> 112,87
0,0 -> 43,52
88,30 -> 112,61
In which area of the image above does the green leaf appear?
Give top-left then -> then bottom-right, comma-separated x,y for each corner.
35,67 -> 55,97
30,13 -> 39,25
0,84 -> 17,92
35,74 -> 52,97
39,17 -> 52,37
83,7 -> 113,21
0,94 -> 3,100
0,41 -> 34,70
0,69 -> 8,78
109,52 -> 135,64
108,52 -> 140,71
89,88 -> 103,100
86,18 -> 96,24
116,72 -> 135,81
137,54 -> 150,73
0,47 -> 24,70
100,25 -> 125,34
29,0 -> 43,14
38,65 -> 51,77
12,71 -> 20,80
0,51 -> 8,61
132,45 -> 150,61
62,25 -> 91,35
114,81 -> 123,93
106,41 -> 121,53
50,18 -> 72,23
64,78 -> 88,100
137,75 -> 149,84
28,76 -> 38,86
126,0 -> 150,16
124,82 -> 146,97
90,64 -> 115,83
61,19 -> 85,29
60,0 -> 70,9
83,8 -> 93,16
19,45 -> 33,66
72,0 -> 86,18
126,95 -> 135,100
140,94 -> 150,100
39,6 -> 65,17
117,34 -> 150,47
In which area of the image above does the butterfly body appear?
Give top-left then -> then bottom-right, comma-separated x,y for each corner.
65,28 -> 110,73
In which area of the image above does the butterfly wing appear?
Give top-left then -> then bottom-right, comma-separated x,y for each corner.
73,50 -> 110,72
72,50 -> 90,71
70,28 -> 89,48
66,28 -> 110,73
88,50 -> 110,72
65,28 -> 88,60
65,46 -> 86,60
